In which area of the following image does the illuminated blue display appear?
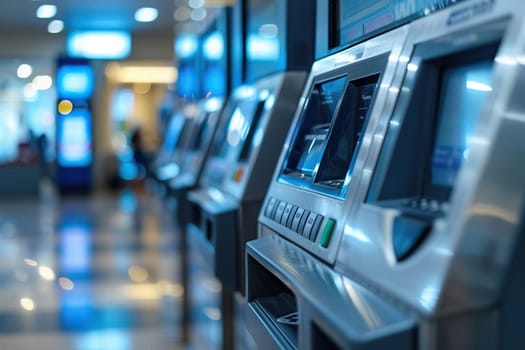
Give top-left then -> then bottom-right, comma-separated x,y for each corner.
247,34 -> 279,61
67,31 -> 131,59
57,109 -> 93,167
245,0 -> 284,81
177,64 -> 200,98
203,32 -> 224,60
203,64 -> 225,97
56,65 -> 94,99
175,34 -> 198,59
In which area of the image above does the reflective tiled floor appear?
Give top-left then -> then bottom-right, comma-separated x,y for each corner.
0,186 -> 220,350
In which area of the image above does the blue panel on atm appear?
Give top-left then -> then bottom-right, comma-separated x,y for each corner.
245,0 -> 285,81
56,65 -> 94,99
203,64 -> 226,97
57,109 -> 92,167
177,63 -> 200,98
331,0 -> 465,49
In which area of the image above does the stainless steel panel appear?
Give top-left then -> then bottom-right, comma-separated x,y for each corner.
337,0 -> 525,325
259,25 -> 410,265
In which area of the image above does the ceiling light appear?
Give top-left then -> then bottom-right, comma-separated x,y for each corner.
105,64 -> 178,84
203,32 -> 224,60
68,31 -> 131,59
174,34 -> 198,58
174,7 -> 191,22
135,7 -> 158,23
36,4 -> 57,19
17,64 -> 33,79
190,8 -> 206,21
48,20 -> 64,34
189,0 -> 205,9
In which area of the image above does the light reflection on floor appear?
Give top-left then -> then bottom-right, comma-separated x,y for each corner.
0,188 -> 201,350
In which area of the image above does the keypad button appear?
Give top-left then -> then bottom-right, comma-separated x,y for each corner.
265,197 -> 277,217
280,204 -> 294,226
302,212 -> 318,239
298,210 -> 311,236
310,215 -> 324,242
320,219 -> 336,248
291,208 -> 305,232
286,206 -> 298,228
274,201 -> 287,223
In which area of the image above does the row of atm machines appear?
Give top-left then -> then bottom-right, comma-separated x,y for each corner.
156,0 -> 525,348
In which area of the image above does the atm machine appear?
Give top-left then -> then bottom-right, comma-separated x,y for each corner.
245,23 -> 410,349
183,0 -> 316,349
186,73 -> 308,349
155,98 -> 223,195
55,58 -> 94,193
149,105 -> 195,195
246,0 -> 525,349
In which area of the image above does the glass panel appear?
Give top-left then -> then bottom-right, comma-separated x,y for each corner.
315,77 -> 379,188
283,76 -> 347,178
429,60 -> 493,191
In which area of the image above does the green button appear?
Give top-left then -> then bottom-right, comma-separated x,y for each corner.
320,219 -> 335,248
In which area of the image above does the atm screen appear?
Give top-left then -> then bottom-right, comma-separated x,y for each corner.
161,113 -> 186,155
237,99 -> 267,162
284,76 -> 347,177
429,60 -> 493,191
56,65 -> 94,99
190,112 -> 211,151
315,77 -> 379,187
336,0 -> 393,45
217,97 -> 261,158
245,0 -> 283,81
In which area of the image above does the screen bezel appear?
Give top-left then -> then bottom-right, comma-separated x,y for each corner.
237,99 -> 268,162
314,74 -> 380,187
422,50 -> 497,201
282,74 -> 349,180
279,53 -> 389,199
366,38 -> 501,210
280,73 -> 349,181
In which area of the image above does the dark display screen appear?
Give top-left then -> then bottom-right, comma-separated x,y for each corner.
190,113 -> 211,151
284,76 -> 348,177
161,115 -> 184,155
315,78 -> 378,186
238,99 -> 268,162
332,0 -> 457,49
430,60 -> 493,189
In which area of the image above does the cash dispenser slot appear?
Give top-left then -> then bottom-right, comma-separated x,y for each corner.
246,245 -> 299,350
246,236 -> 417,350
